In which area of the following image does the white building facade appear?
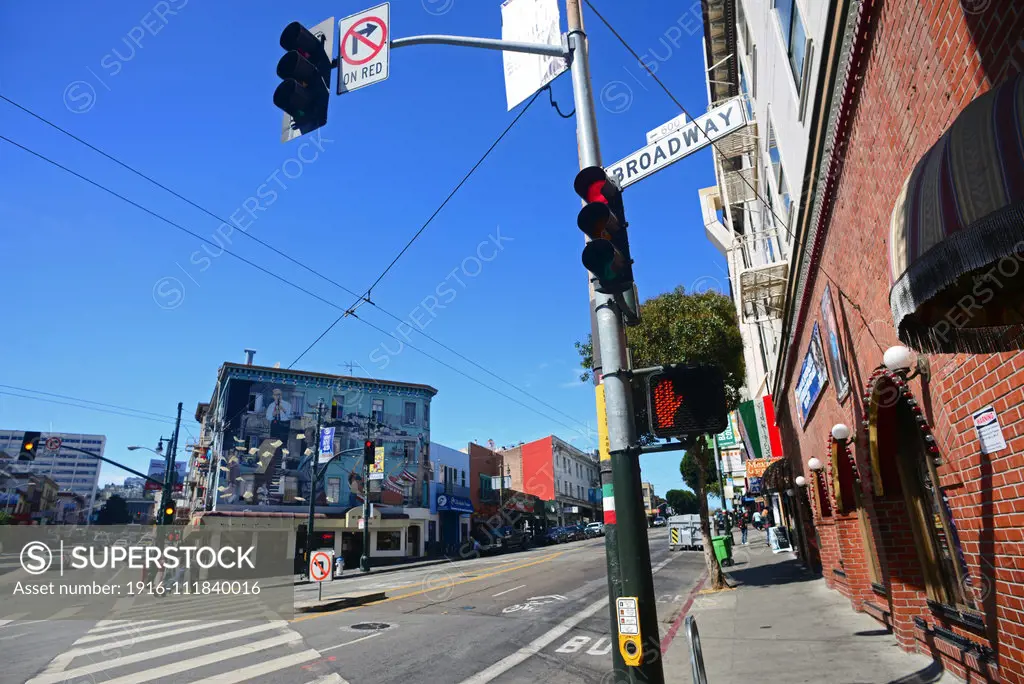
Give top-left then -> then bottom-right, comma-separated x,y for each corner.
0,430 -> 105,514
698,0 -> 830,400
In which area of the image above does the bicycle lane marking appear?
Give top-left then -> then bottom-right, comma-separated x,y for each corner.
458,554 -> 681,684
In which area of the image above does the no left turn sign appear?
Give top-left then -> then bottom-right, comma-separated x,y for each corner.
338,3 -> 390,94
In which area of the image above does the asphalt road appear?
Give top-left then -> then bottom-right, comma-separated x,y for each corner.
1,528 -> 707,684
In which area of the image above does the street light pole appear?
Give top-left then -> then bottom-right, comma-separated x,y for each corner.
159,403 -> 183,525
564,1 -> 663,680
305,399 -> 325,571
360,418 -> 374,573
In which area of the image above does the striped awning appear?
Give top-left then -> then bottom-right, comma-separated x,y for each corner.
889,73 -> 1024,353
761,457 -> 791,493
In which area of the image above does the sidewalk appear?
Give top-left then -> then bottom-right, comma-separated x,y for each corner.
293,555 -> 451,585
663,529 -> 962,684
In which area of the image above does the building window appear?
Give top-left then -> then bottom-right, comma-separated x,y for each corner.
737,0 -> 752,57
327,477 -> 341,504
739,62 -> 755,121
774,0 -> 808,94
766,120 -> 792,227
376,531 -> 403,551
404,441 -> 416,463
461,470 -> 466,488
371,399 -> 384,424
404,402 -> 417,425
423,402 -> 429,428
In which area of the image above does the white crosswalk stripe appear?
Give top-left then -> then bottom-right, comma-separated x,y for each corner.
24,614 -> 345,684
0,612 -> 30,627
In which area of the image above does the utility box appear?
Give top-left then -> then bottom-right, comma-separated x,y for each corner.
668,514 -> 703,551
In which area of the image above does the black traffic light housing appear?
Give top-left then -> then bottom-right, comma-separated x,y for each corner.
646,365 -> 728,440
363,440 -> 375,466
575,166 -> 634,295
162,502 -> 177,525
18,431 -> 41,461
275,21 -> 333,136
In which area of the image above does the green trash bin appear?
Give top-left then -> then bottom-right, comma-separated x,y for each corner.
712,535 -> 734,567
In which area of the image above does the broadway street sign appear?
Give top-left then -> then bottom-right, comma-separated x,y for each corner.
605,98 -> 747,189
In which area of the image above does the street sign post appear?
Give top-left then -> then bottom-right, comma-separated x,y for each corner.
338,3 -> 390,94
310,549 -> 333,599
44,437 -> 62,452
606,98 -> 747,189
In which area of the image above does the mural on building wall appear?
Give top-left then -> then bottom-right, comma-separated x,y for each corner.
820,284 -> 851,400
794,323 -> 830,428
213,376 -> 431,510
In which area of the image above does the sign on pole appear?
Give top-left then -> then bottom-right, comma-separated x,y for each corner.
501,0 -> 567,110
338,3 -> 390,94
281,16 -> 335,143
318,427 -> 335,464
606,98 -> 748,189
309,550 -> 333,582
368,446 -> 385,480
645,112 -> 690,145
44,437 -> 62,452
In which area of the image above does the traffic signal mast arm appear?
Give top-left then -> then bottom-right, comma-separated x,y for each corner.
53,444 -> 166,489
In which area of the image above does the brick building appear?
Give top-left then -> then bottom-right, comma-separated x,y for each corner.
766,0 -> 1024,682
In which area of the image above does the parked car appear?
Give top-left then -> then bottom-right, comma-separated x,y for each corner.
494,526 -> 530,552
652,516 -> 667,527
547,527 -> 569,544
585,521 -> 605,537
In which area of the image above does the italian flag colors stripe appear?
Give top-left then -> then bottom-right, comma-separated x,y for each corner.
602,483 -> 616,524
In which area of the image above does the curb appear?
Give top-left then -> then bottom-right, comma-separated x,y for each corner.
295,590 -> 386,613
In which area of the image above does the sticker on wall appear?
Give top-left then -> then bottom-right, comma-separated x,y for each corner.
971,405 -> 1007,454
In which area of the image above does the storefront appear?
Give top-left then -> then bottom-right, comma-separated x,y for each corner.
772,2 -> 1022,679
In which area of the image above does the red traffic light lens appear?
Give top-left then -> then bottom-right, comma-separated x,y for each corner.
364,440 -> 374,449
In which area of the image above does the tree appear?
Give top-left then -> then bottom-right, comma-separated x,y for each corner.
96,494 -> 131,525
665,489 -> 698,515
576,286 -> 744,590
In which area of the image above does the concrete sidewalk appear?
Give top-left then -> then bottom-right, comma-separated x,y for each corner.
662,529 -> 962,684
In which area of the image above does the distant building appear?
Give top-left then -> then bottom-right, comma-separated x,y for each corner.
0,431 -> 104,516
499,435 -> 600,526
187,351 -> 438,566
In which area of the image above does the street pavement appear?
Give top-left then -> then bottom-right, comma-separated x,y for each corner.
1,528 -> 707,684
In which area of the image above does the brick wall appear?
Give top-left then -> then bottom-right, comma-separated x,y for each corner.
775,0 -> 1024,680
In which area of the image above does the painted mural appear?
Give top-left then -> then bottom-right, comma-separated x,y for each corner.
210,370 -> 434,510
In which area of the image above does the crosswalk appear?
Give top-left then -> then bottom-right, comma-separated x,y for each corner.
21,592 -> 349,684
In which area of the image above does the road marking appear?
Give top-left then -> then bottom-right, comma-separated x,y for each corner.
188,648 -> 321,684
0,613 -> 29,627
292,552 -> 564,623
459,554 -> 677,684
492,584 -> 526,597
52,619 -> 238,659
74,619 -> 199,643
319,631 -> 382,653
30,621 -> 288,682
304,674 -> 349,684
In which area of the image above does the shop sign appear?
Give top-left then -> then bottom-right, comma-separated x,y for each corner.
436,493 -> 474,513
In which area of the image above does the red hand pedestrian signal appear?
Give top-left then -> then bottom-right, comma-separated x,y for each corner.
652,378 -> 685,430
645,365 -> 728,439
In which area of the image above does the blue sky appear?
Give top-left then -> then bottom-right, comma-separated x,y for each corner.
0,0 -> 727,499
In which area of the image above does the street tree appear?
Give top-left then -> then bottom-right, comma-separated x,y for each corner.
96,494 -> 131,525
665,489 -> 698,515
576,286 -> 744,590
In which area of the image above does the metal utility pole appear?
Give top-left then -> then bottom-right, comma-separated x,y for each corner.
305,399 -> 325,570
565,1 -> 663,680
712,434 -> 728,511
360,418 -> 374,573
160,402 -> 183,524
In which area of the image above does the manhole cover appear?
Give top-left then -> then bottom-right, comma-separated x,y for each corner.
351,622 -> 391,631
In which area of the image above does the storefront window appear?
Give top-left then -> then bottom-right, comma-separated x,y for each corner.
376,531 -> 402,551
327,477 -> 340,504
371,399 -> 384,424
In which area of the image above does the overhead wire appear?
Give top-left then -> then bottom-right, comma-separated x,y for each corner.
288,84 -> 551,368
0,133 -> 595,441
0,90 -> 592,435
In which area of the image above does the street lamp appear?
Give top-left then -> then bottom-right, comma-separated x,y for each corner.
794,475 -> 807,487
807,457 -> 823,472
831,423 -> 851,441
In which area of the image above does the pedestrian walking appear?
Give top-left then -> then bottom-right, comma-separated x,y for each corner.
737,511 -> 748,545
752,509 -> 762,531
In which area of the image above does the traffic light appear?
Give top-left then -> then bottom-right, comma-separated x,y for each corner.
363,440 -> 375,466
18,431 -> 41,461
274,21 -> 333,136
162,502 -> 176,525
646,365 -> 728,440
574,166 -> 634,294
